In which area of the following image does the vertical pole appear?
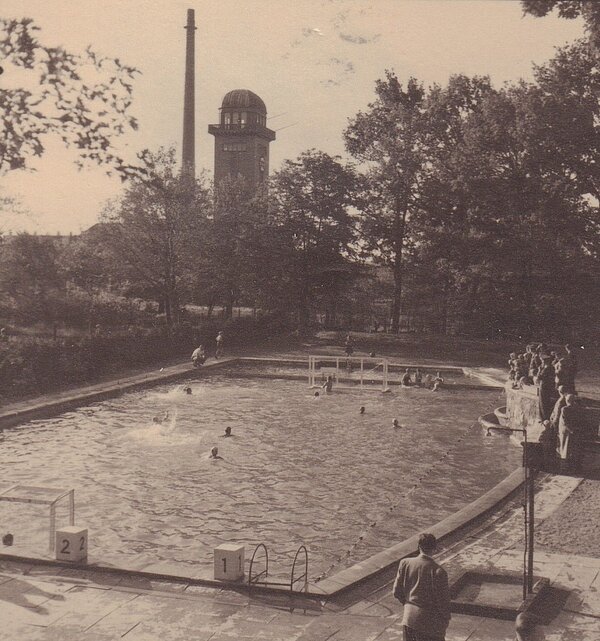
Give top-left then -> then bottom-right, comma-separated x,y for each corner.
50,504 -> 56,552
527,458 -> 535,593
182,9 -> 196,178
69,490 -> 75,526
361,358 -> 364,389
522,430 -> 528,600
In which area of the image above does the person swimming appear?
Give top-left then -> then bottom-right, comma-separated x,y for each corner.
182,386 -> 192,395
209,446 -> 223,460
314,391 -> 320,398
360,406 -> 365,414
392,418 -> 401,428
223,426 -> 232,437
432,372 -> 445,392
401,368 -> 412,386
153,410 -> 169,424
322,375 -> 334,392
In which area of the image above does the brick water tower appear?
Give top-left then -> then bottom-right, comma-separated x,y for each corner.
208,89 -> 276,187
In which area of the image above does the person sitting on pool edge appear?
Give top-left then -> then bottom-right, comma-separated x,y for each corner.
322,375 -> 334,392
191,344 -> 206,368
401,368 -> 412,386
432,372 -> 445,391
209,446 -> 223,460
414,368 -> 423,386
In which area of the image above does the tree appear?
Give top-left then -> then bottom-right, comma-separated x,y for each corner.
0,18 -> 139,176
532,40 -> 600,209
345,74 -> 428,332
424,74 -> 599,339
0,233 -> 63,324
100,147 -> 211,327
270,150 -> 358,329
345,73 -> 493,333
204,176 -> 283,319
522,1 -> 600,50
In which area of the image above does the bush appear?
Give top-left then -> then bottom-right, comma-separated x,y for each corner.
0,312 -> 289,403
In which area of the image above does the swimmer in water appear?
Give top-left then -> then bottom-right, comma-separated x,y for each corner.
392,418 -> 401,428
401,368 -> 412,386
182,386 -> 192,395
414,369 -> 423,386
209,446 -> 223,460
223,426 -> 232,437
314,391 -> 320,397
360,406 -> 365,414
153,410 -> 169,424
322,375 -> 334,393
432,372 -> 445,392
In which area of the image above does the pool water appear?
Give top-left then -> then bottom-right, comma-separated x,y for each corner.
0,375 -> 520,579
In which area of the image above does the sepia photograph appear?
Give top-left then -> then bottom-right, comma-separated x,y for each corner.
0,1 -> 599,639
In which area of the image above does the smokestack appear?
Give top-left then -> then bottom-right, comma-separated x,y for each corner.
182,9 -> 196,178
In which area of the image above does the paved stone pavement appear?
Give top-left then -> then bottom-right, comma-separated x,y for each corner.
1,474 -> 598,641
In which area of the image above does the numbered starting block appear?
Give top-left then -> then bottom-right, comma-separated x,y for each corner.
55,526 -> 88,562
214,543 -> 244,581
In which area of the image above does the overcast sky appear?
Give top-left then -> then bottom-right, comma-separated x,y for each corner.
1,0 -> 584,233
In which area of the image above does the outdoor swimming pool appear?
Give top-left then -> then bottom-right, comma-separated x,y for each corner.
0,372 -> 520,579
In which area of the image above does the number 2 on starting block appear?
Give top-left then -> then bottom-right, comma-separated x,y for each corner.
56,526 -> 88,562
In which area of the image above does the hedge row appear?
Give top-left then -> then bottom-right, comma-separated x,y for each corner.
0,313 -> 289,402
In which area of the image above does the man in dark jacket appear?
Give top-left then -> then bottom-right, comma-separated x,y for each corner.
393,533 -> 451,641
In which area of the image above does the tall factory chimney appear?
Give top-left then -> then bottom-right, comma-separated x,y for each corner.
182,9 -> 196,178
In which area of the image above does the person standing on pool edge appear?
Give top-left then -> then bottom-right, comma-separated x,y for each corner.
215,331 -> 224,359
393,532 -> 451,641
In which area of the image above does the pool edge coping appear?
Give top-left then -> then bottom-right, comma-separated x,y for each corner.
0,357 -> 502,430
0,466 -> 525,600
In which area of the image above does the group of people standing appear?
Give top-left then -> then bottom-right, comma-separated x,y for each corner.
508,343 -> 588,474
508,343 -> 577,394
539,384 -> 588,474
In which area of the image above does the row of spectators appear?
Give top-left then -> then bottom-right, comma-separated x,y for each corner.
508,343 -> 577,393
508,343 -> 593,473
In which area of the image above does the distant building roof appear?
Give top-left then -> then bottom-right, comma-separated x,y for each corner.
221,89 -> 267,113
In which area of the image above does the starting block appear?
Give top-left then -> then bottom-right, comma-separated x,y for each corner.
56,526 -> 88,562
214,543 -> 244,581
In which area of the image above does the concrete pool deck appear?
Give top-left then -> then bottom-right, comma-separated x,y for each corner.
0,473 -> 595,641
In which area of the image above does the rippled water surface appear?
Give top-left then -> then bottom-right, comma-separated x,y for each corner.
0,375 -> 520,578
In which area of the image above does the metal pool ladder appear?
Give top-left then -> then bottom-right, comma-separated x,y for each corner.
248,543 -> 309,610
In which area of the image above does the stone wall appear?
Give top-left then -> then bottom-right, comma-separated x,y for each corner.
506,383 -> 539,431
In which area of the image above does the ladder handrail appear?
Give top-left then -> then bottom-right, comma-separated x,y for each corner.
247,542 -> 309,596
290,544 -> 308,594
248,542 -> 269,586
